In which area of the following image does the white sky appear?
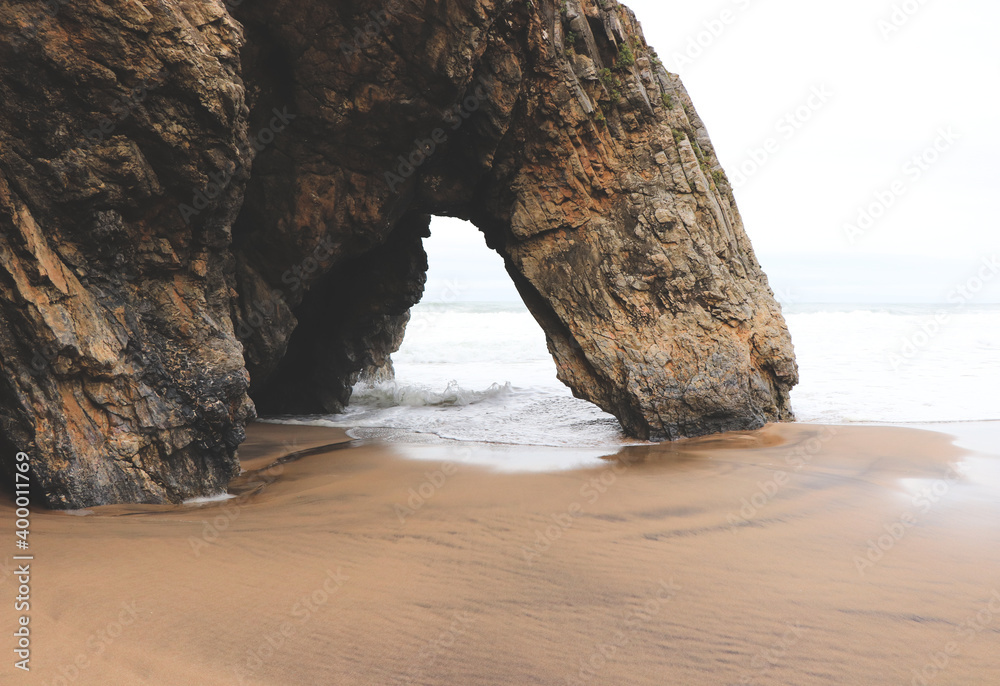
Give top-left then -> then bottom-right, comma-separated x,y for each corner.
425,0 -> 1000,303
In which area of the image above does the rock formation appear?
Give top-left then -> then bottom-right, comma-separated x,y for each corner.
0,0 -> 797,508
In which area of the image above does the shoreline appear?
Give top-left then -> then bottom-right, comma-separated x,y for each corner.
2,421 -> 998,684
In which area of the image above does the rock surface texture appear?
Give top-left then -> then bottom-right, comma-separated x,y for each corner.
0,0 -> 797,508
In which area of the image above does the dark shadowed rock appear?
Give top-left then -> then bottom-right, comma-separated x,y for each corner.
0,0 -> 796,507
0,0 -> 254,508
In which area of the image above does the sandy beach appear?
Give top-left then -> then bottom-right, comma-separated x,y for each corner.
2,0 -> 997,684
2,421 -> 999,685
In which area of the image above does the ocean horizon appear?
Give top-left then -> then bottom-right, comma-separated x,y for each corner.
272,301 -> 1000,452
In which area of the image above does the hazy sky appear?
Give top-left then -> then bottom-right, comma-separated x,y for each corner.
425,0 -> 999,303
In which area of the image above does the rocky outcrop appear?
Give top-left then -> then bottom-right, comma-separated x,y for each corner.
0,0 -> 255,508
0,0 -> 797,508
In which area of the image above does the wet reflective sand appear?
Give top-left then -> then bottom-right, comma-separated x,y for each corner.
2,422 -> 998,685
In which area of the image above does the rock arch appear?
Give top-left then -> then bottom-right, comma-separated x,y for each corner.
233,0 -> 798,438
0,0 -> 796,508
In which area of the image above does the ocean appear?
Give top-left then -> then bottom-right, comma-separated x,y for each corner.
275,302 -> 1000,451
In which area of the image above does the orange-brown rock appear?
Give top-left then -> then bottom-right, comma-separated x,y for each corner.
0,0 -> 797,508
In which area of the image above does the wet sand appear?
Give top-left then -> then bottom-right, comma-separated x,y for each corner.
2,422 -> 999,685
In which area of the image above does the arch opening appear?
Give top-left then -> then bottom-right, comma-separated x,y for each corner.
338,217 -> 629,447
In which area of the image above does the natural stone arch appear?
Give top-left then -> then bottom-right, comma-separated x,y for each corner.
233,0 -> 797,440
0,0 -> 796,508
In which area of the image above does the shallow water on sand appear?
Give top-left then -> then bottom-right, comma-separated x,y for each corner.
2,422 -> 998,685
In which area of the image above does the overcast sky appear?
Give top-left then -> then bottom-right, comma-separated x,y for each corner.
425,0 -> 999,303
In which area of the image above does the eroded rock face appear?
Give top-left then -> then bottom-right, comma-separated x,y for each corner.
0,0 -> 796,507
0,0 -> 254,507
479,4 -> 798,440
232,0 -> 798,440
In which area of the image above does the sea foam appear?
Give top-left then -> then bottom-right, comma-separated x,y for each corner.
276,302 -> 1000,448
